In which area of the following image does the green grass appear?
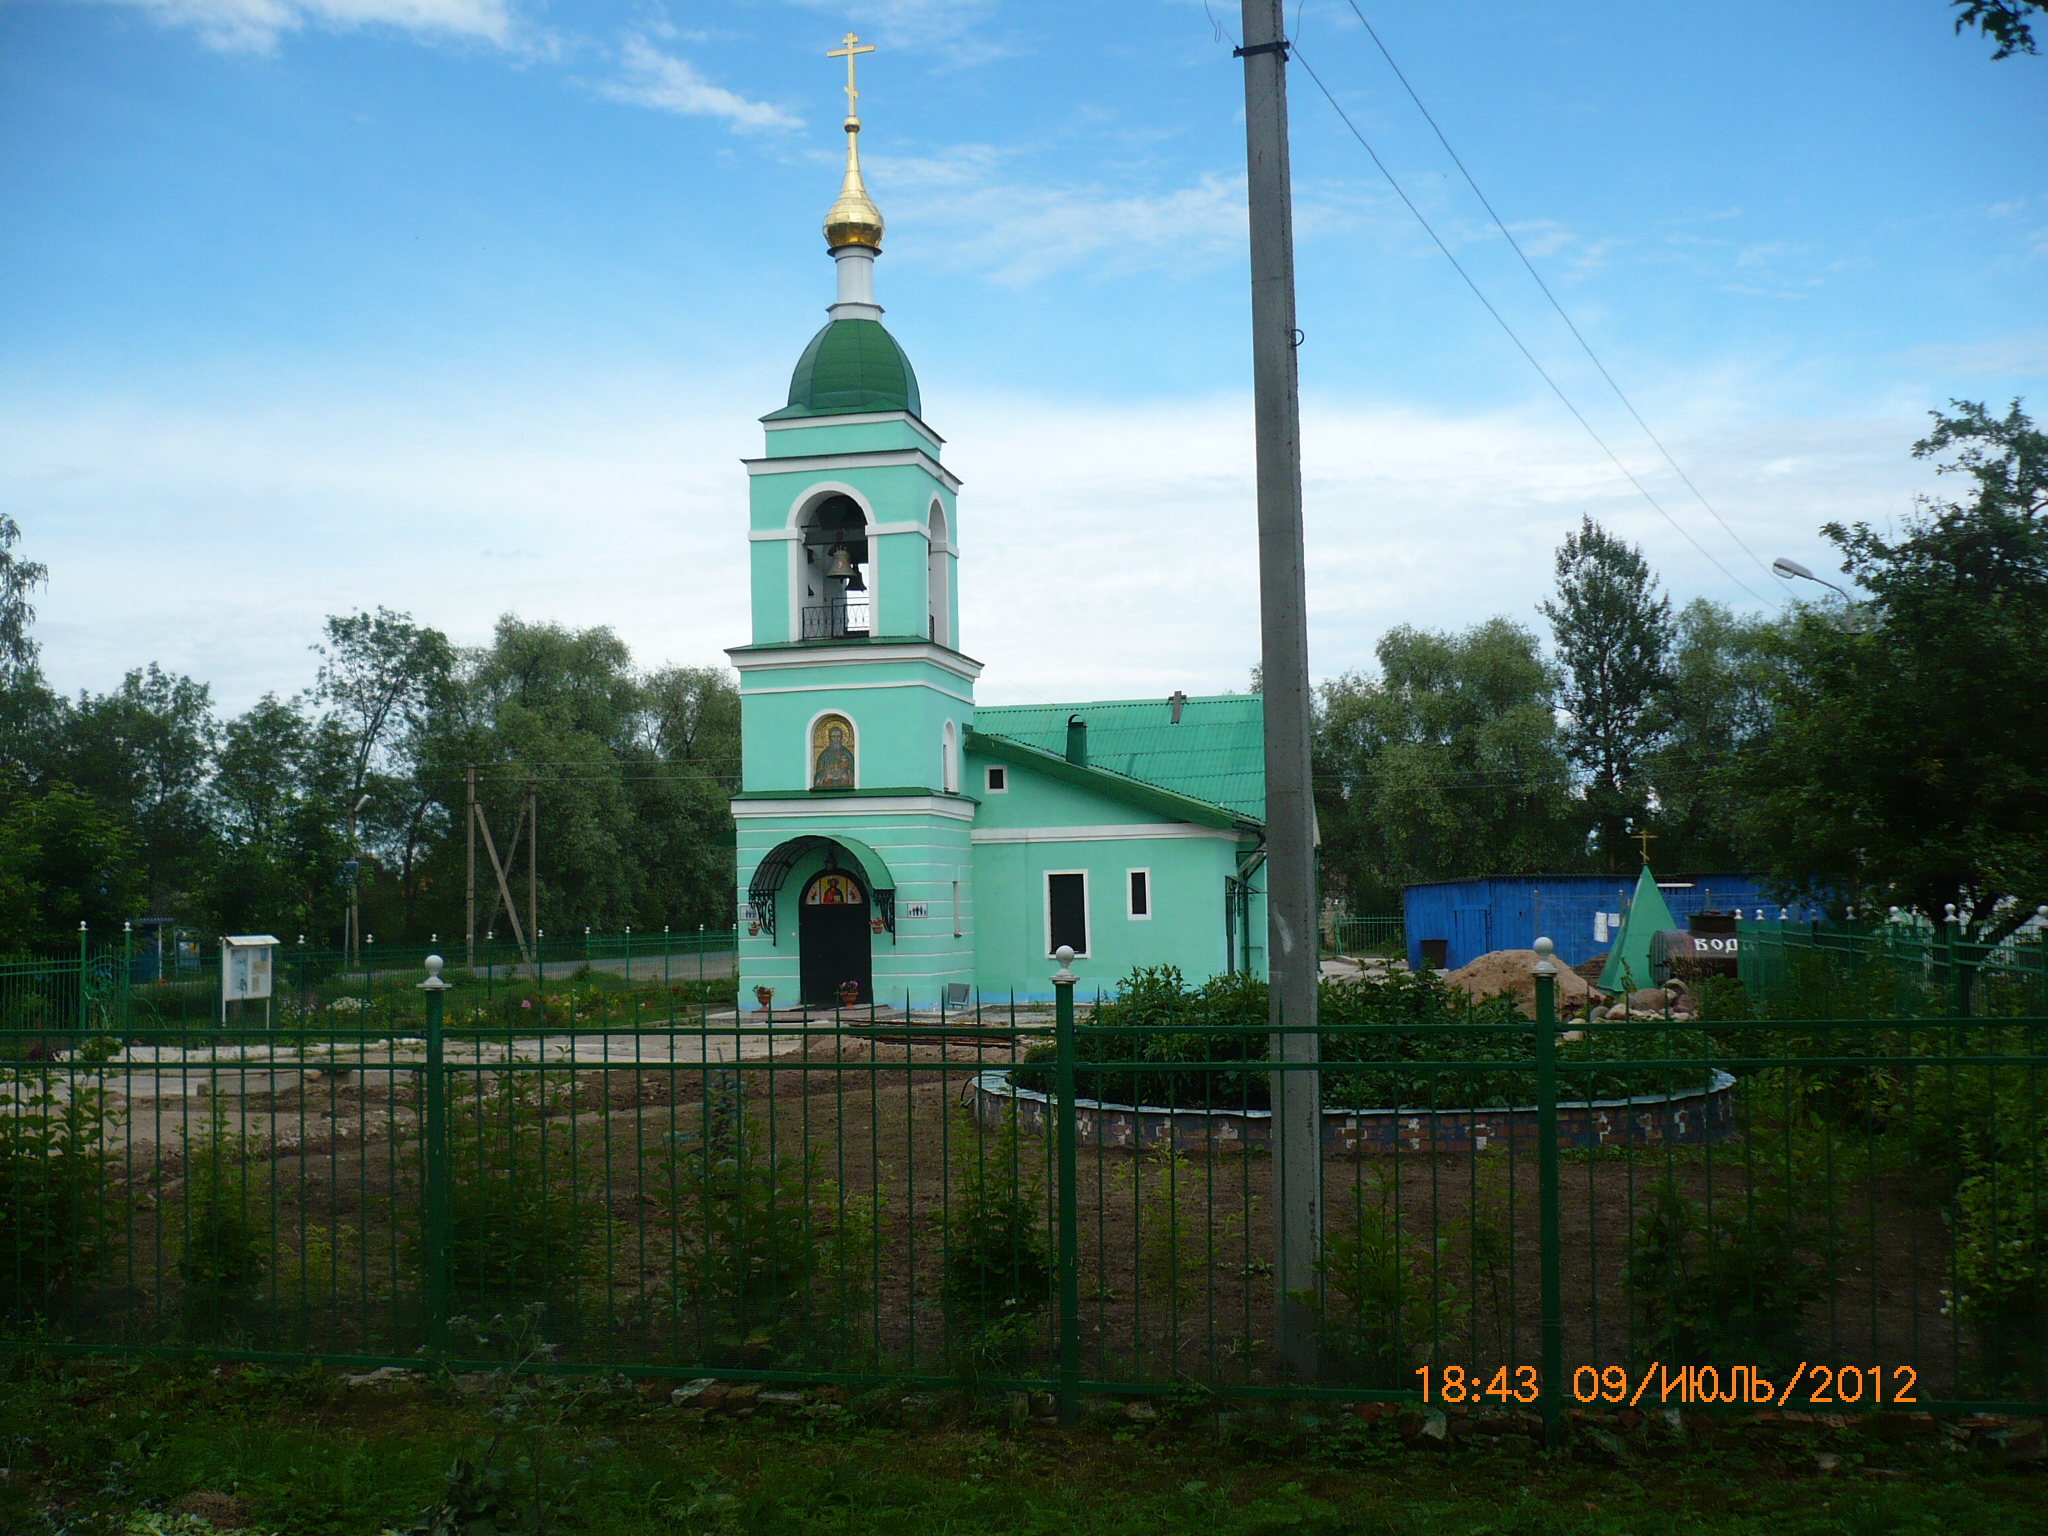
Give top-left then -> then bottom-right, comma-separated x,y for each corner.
2,1355 -> 2042,1536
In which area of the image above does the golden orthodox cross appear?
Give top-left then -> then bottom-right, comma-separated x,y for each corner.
827,32 -> 875,118
1633,828 -> 1657,864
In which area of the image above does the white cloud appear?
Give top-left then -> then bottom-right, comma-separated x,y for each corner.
878,148 -> 1247,283
598,36 -> 800,131
94,0 -> 514,53
1,368 -> 1937,716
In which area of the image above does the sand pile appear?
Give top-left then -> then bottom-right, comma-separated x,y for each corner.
1441,949 -> 1591,1018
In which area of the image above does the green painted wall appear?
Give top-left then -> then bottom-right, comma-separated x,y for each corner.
963,747 -> 1264,1001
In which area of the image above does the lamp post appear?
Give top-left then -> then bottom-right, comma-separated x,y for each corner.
1772,557 -> 1860,629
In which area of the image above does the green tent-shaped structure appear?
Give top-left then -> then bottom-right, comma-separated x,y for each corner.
1599,864 -> 1677,995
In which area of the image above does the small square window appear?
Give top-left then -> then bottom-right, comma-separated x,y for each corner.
985,765 -> 1008,793
1128,869 -> 1151,919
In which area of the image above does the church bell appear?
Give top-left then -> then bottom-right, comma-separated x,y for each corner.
825,544 -> 864,589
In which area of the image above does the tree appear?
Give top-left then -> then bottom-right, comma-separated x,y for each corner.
1541,516 -> 1673,869
0,515 -> 47,684
0,783 -> 144,953
1315,620 -> 1579,909
1747,400 -> 2047,933
1642,600 -> 1785,872
0,517 -> 59,802
54,665 -> 218,913
206,694 -> 350,935
1953,0 -> 2044,58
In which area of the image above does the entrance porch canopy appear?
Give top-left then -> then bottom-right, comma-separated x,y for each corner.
748,834 -> 897,942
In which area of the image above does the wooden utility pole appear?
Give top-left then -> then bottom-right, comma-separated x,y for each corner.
527,782 -> 539,975
465,764 -> 477,973
1238,0 -> 1321,1382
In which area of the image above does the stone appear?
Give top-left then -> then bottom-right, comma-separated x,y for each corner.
343,1366 -> 420,1388
172,1491 -> 251,1529
1122,1401 -> 1158,1422
1991,1421 -> 2045,1465
759,1390 -> 806,1407
672,1378 -> 722,1406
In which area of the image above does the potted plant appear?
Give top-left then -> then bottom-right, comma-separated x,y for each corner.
838,979 -> 860,1008
753,985 -> 774,1012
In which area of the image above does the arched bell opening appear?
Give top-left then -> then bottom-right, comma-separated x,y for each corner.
800,493 -> 872,640
926,501 -> 950,646
798,868 -> 873,1007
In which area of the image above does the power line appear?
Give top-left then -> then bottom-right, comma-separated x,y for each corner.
1287,42 -> 1783,610
1336,0 -> 1780,586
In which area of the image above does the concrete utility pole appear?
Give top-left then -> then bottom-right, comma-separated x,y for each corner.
1238,0 -> 1321,1382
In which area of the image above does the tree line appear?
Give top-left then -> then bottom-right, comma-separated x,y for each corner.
0,399 -> 2040,953
0,581 -> 740,953
1313,400 -> 2047,938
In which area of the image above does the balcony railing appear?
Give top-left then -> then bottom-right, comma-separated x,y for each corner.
802,600 -> 870,640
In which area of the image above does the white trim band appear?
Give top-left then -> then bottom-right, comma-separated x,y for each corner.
971,823 -> 1242,845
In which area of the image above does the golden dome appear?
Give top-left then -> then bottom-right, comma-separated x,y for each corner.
823,116 -> 884,251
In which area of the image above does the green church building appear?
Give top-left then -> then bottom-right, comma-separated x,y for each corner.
731,85 -> 1267,1008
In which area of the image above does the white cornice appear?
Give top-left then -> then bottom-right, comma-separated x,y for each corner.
749,522 -> 959,547
727,640 -> 984,683
971,824 -> 1243,845
744,678 -> 976,706
743,448 -> 962,495
733,795 -> 976,822
761,410 -> 945,451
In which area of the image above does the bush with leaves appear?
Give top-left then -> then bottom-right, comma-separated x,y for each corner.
1625,1172 -> 1819,1373
412,1073 -> 597,1316
1312,1168 -> 1452,1389
938,1105 -> 1050,1360
1016,965 -> 1712,1112
657,1070 -> 878,1363
0,1061 -> 121,1315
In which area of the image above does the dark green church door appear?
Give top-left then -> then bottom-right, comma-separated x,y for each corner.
799,870 -> 873,1007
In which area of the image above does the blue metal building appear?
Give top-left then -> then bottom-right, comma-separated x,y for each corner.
1401,874 -> 1824,972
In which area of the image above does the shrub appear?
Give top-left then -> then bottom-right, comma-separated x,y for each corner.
0,1062 -> 121,1315
1625,1175 -> 1817,1372
939,1106 -> 1050,1338
417,1073 -> 596,1314
1313,1168 -> 1451,1388
1015,965 -> 1712,1112
658,1071 -> 878,1361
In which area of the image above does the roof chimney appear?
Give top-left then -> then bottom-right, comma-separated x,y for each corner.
1065,715 -> 1089,767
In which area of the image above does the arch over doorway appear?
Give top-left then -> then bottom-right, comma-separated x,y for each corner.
746,834 -> 897,944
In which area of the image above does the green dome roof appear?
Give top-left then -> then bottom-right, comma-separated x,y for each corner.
764,318 -> 921,421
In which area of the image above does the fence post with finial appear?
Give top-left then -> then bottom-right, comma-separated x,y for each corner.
419,954 -> 451,1352
1052,943 -> 1080,1427
1533,937 -> 1564,1450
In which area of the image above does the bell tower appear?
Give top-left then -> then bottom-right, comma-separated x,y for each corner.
729,37 -> 978,1012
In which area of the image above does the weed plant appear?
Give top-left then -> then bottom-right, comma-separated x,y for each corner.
0,1055 -> 121,1316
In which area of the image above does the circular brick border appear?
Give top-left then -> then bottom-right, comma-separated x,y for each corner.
970,1068 -> 1739,1154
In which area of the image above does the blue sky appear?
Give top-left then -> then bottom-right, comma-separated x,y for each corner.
3,0 -> 2044,713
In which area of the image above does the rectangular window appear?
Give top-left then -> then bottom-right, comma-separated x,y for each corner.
1046,871 -> 1089,957
1127,868 -> 1151,919
985,765 -> 1008,793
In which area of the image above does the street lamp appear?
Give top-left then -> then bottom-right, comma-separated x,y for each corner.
1772,557 -> 1860,629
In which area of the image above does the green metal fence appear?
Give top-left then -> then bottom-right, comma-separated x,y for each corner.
0,930 -> 740,1043
1741,914 -> 2048,1017
4,946 -> 2044,1432
1327,914 -> 1406,959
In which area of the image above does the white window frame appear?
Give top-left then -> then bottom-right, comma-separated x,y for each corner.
1043,869 -> 1091,958
984,764 -> 1008,794
1126,867 -> 1152,920
942,719 -> 959,794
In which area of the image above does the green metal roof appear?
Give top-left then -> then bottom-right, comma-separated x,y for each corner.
972,693 -> 1266,823
763,318 -> 922,421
